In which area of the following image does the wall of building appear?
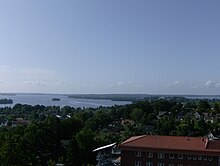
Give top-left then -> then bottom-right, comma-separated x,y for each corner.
121,150 -> 218,166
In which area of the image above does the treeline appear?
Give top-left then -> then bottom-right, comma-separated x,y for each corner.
67,94 -> 152,101
0,98 -> 220,165
0,98 -> 13,104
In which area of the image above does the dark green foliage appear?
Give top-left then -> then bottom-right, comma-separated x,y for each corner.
198,100 -> 211,112
152,99 -> 173,113
66,138 -> 81,165
0,98 -> 13,104
214,102 -> 220,112
156,117 -> 176,135
75,128 -> 97,165
62,117 -> 83,139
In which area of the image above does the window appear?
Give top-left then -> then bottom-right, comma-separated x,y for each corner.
135,161 -> 142,166
169,153 -> 174,159
188,155 -> 191,160
198,155 -> 202,160
193,155 -> 197,160
208,156 -> 212,161
146,152 -> 153,158
146,161 -> 153,166
178,154 -> 183,160
157,163 -> 164,166
135,151 -> 142,157
203,155 -> 207,160
158,153 -> 165,159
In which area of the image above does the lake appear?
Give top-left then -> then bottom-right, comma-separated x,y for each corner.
0,94 -> 131,108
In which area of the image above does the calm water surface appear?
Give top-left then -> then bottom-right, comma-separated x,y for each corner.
0,94 -> 131,108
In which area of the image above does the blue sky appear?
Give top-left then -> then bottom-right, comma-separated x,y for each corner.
0,0 -> 220,94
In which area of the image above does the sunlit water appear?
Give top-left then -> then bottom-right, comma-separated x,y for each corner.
0,94 -> 131,108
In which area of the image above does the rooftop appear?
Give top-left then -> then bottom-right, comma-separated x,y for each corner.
120,135 -> 220,155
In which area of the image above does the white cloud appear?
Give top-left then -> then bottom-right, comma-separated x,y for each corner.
24,80 -> 47,86
0,66 -> 77,93
109,81 -> 144,91
191,84 -> 199,89
109,81 -> 124,88
173,81 -> 180,85
166,80 -> 182,88
56,81 -> 65,86
205,80 -> 220,88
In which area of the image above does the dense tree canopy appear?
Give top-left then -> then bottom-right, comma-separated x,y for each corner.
0,97 -> 220,165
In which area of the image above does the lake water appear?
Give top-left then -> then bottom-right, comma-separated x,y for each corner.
0,94 -> 131,108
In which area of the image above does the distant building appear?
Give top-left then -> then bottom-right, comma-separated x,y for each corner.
194,112 -> 202,119
120,135 -> 220,166
157,111 -> 170,119
121,119 -> 134,126
14,118 -> 30,126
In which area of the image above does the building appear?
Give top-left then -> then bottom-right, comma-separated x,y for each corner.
120,135 -> 220,166
93,143 -> 121,166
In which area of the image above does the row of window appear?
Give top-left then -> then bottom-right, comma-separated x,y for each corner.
136,161 -> 184,166
135,151 -> 213,161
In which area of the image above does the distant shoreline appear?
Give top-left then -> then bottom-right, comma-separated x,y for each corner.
0,93 -> 16,96
1,93 -> 220,100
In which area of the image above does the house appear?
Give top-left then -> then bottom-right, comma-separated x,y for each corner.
0,120 -> 9,127
177,111 -> 185,121
93,143 -> 121,166
121,119 -> 134,126
194,112 -> 202,119
157,111 -> 170,119
203,113 -> 214,123
14,118 -> 30,126
120,135 -> 220,166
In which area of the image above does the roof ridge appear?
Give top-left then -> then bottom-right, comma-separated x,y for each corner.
205,138 -> 209,149
120,135 -> 146,145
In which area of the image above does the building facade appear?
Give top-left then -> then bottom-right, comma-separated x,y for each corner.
120,135 -> 220,166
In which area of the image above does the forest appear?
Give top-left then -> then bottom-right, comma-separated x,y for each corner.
0,97 -> 220,165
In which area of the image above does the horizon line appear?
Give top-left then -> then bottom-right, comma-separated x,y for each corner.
1,92 -> 220,96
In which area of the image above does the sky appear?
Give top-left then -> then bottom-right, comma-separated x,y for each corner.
0,0 -> 220,95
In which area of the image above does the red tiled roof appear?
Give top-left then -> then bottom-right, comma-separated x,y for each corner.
120,135 -> 220,154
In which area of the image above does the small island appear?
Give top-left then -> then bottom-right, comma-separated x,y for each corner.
52,98 -> 61,101
0,98 -> 13,104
